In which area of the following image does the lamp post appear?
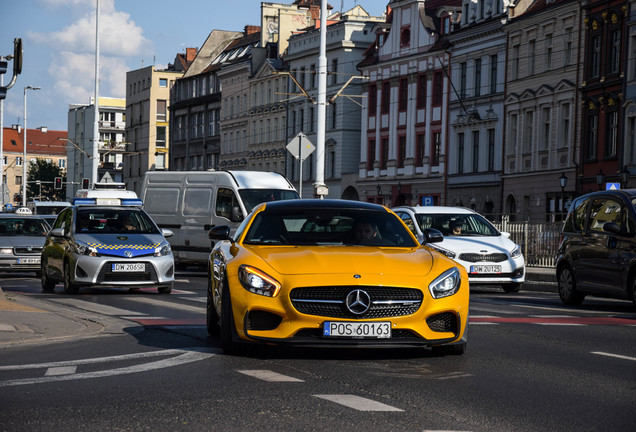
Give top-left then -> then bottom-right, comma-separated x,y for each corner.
559,172 -> 568,220
595,169 -> 605,191
620,166 -> 631,189
23,85 -> 40,207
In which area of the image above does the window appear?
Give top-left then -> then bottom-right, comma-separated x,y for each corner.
156,153 -> 165,169
472,131 -> 480,172
541,107 -> 551,151
432,132 -> 441,166
606,111 -> 618,158
416,134 -> 425,166
331,103 -> 336,129
398,78 -> 408,111
16,157 -> 22,166
528,40 -> 535,75
587,113 -> 598,160
564,29 -> 573,66
512,45 -> 519,80
310,64 -> 316,89
380,138 -> 389,170
156,126 -> 166,147
381,81 -> 390,113
459,62 -> 467,98
16,175 -> 22,185
457,133 -> 464,174
524,111 -> 534,153
560,103 -> 570,147
490,54 -> 497,93
397,135 -> 406,168
544,34 -> 553,71
309,107 -> 315,132
474,59 -> 481,97
369,83 -> 377,115
417,75 -> 426,108
159,78 -> 167,87
367,139 -> 375,171
59,159 -> 67,168
331,58 -> 338,84
508,113 -> 518,152
590,35 -> 601,78
156,100 -> 167,122
610,30 -> 621,74
400,26 -> 410,47
433,72 -> 443,106
487,128 -> 495,171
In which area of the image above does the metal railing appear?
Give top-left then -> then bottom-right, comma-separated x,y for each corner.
493,219 -> 562,268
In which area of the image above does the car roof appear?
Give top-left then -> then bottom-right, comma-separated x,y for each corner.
392,205 -> 476,215
0,214 -> 47,219
261,199 -> 389,212
576,188 -> 636,201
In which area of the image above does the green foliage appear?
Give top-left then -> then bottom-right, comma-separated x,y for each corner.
27,158 -> 66,201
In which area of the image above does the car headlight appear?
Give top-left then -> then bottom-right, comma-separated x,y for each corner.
238,265 -> 281,297
430,244 -> 456,259
154,242 -> 172,257
72,240 -> 99,257
0,248 -> 13,255
510,245 -> 522,259
429,267 -> 461,299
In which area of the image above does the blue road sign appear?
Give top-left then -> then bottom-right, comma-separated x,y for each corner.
422,196 -> 433,206
606,183 -> 620,190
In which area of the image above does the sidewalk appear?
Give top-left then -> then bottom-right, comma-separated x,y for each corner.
0,287 -> 126,349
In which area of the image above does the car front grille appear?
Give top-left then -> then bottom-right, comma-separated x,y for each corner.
459,253 -> 508,263
13,246 -> 43,255
290,286 -> 422,319
96,262 -> 157,282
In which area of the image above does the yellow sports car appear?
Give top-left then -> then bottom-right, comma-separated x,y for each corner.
206,199 -> 469,355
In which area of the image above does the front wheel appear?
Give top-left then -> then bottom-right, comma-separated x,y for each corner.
502,283 -> 522,293
206,266 -> 220,336
63,262 -> 79,295
41,261 -> 56,292
157,283 -> 173,294
558,265 -> 584,305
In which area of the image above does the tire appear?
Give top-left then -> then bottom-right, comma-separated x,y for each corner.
41,261 -> 56,292
502,283 -> 522,293
157,283 -> 173,294
206,266 -> 220,336
220,277 -> 249,355
63,262 -> 79,295
629,273 -> 636,309
431,343 -> 466,356
558,265 -> 584,305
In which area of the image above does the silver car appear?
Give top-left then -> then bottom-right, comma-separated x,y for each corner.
41,205 -> 174,294
0,214 -> 50,275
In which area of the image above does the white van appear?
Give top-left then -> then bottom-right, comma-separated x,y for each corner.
140,170 -> 299,265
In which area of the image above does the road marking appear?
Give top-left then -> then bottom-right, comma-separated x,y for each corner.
51,299 -> 145,316
591,351 -> 636,362
179,296 -> 206,303
0,324 -> 17,331
469,316 -> 634,325
0,347 -> 217,387
45,366 -> 77,376
236,369 -> 304,382
125,297 -> 205,313
314,394 -> 403,412
129,318 -> 205,326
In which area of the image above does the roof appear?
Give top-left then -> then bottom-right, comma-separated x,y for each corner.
392,205 -> 477,215
261,199 -> 389,212
2,127 -> 68,156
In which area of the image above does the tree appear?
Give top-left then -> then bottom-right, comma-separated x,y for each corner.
27,158 -> 66,201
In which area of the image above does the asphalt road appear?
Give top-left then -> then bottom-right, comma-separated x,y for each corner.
0,271 -> 635,432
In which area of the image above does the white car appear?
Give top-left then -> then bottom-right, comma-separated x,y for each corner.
393,206 -> 525,293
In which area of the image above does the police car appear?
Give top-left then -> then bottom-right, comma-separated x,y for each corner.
40,191 -> 175,294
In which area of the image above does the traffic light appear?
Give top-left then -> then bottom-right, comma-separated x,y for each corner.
82,178 -> 90,189
54,177 -> 62,189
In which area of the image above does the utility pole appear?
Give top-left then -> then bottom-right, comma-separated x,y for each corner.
92,0 -> 100,186
314,0 -> 328,198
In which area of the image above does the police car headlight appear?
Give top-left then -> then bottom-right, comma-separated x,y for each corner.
238,265 -> 281,297
431,244 -> 456,259
154,242 -> 171,257
429,267 -> 461,299
0,248 -> 13,255
73,240 -> 99,257
510,245 -> 522,259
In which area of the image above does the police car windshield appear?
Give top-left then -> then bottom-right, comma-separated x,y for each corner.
76,209 -> 159,234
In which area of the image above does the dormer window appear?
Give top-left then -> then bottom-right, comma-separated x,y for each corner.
400,26 -> 410,47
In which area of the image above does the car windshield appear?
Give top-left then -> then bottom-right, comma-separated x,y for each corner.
238,189 -> 300,213
75,209 -> 160,234
244,209 -> 418,247
415,213 -> 500,237
0,218 -> 49,236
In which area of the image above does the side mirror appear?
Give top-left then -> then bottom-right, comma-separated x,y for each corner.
49,227 -> 65,238
161,228 -> 174,238
208,225 -> 232,241
423,228 -> 444,244
603,222 -> 621,235
230,206 -> 244,223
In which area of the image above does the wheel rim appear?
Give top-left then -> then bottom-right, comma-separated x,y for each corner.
559,268 -> 573,297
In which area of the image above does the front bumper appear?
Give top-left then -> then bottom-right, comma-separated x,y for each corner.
70,253 -> 174,287
0,256 -> 41,272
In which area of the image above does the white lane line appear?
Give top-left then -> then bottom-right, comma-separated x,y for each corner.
0,324 -> 17,331
45,366 -> 77,376
50,299 -> 145,316
124,297 -> 205,314
313,394 -> 403,412
591,351 -> 636,362
0,349 -> 216,387
121,316 -> 167,320
179,296 -> 206,303
236,369 -> 304,382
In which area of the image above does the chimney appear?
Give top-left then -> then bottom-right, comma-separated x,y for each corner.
185,47 -> 197,61
12,124 -> 21,133
39,126 -> 48,133
244,25 -> 261,36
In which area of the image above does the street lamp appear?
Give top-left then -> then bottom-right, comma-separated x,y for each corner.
620,166 -> 631,189
559,172 -> 568,219
23,85 -> 40,207
595,169 -> 605,191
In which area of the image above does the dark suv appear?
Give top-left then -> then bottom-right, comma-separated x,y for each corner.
556,189 -> 636,307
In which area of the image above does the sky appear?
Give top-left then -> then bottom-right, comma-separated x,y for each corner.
1,0 -> 390,132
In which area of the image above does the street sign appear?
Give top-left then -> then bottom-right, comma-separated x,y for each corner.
422,196 -> 433,206
606,183 -> 620,190
286,132 -> 315,161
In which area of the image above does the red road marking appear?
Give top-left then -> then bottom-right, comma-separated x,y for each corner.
132,318 -> 206,326
470,316 -> 636,325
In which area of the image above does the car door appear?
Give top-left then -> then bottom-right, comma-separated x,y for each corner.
576,196 -> 623,294
44,207 -> 72,279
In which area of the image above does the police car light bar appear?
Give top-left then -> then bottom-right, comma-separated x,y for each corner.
70,198 -> 144,206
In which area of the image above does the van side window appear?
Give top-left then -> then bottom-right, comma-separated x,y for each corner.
184,188 -> 213,216
216,188 -> 240,220
589,198 -> 621,233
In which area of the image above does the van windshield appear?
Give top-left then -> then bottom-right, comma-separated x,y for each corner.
239,189 -> 300,213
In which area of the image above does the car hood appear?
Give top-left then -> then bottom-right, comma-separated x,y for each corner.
74,233 -> 167,257
0,236 -> 46,247
250,246 -> 436,276
437,236 -> 516,254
